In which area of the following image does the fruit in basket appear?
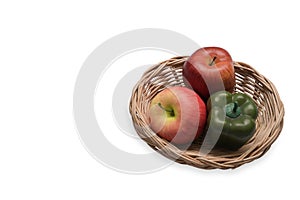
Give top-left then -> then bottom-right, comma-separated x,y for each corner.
148,86 -> 207,145
183,47 -> 235,101
206,91 -> 258,150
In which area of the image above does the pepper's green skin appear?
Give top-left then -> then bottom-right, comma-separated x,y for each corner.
206,91 -> 258,150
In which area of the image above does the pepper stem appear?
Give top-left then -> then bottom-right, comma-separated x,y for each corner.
225,102 -> 241,118
209,56 -> 217,66
158,103 -> 175,117
233,102 -> 238,113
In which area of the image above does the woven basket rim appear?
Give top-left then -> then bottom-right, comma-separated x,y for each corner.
129,56 -> 284,170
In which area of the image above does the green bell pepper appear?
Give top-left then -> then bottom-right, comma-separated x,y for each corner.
206,91 -> 258,150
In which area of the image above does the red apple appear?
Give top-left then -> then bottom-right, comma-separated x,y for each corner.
148,86 -> 206,145
183,47 -> 235,100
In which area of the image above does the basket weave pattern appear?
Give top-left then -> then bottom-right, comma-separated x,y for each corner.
129,56 -> 284,169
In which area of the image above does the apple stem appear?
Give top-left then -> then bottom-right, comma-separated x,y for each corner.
209,56 -> 217,66
158,103 -> 175,116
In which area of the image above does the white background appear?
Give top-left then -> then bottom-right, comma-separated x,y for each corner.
0,0 -> 298,199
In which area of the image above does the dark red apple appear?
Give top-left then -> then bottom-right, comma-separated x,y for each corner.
183,47 -> 235,100
148,86 -> 206,145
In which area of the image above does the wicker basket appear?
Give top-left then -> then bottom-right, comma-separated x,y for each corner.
129,56 -> 284,169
